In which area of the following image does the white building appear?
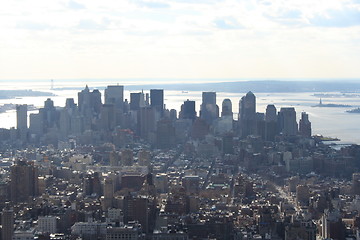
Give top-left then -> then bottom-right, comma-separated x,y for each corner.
37,216 -> 57,234
71,221 -> 107,237
13,228 -> 35,240
106,223 -> 143,240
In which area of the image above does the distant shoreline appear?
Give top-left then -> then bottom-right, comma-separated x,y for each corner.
0,90 -> 55,99
46,80 -> 360,93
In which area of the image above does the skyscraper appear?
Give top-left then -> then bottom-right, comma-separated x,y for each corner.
105,85 -> 124,110
239,91 -> 256,120
265,104 -> 277,141
265,104 -> 277,122
78,85 -> 102,116
238,91 -> 256,137
16,104 -> 27,130
200,92 -> 219,124
150,89 -> 164,115
221,99 -> 233,118
16,104 -> 27,141
130,92 -> 145,111
299,112 -> 312,137
179,100 -> 196,121
279,107 -> 298,136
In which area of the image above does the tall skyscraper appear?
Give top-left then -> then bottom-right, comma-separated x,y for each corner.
265,104 -> 277,122
239,91 -> 256,120
16,104 -> 27,141
78,85 -> 102,116
238,91 -> 256,137
299,112 -> 312,137
16,104 -> 27,130
10,160 -> 39,203
105,85 -> 124,109
130,92 -> 145,111
265,104 -> 277,141
150,89 -> 164,115
179,100 -> 196,121
40,98 -> 58,131
279,107 -> 298,136
221,99 -> 233,118
200,92 -> 219,124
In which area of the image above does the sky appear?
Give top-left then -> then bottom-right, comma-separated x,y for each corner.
0,0 -> 360,80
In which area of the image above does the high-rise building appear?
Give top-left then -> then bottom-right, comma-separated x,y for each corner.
10,160 -> 39,203
299,112 -> 312,137
65,98 -> 76,109
78,85 -> 102,118
265,104 -> 277,122
138,106 -> 156,141
150,89 -> 164,115
200,92 -> 219,124
238,91 -> 256,137
179,100 -> 196,121
16,104 -> 27,131
265,104 -> 277,141
91,89 -> 102,115
221,99 -> 233,118
59,108 -> 71,139
105,85 -> 124,110
40,98 -> 59,131
29,112 -> 44,138
279,107 -> 298,136
16,104 -> 28,141
239,91 -> 256,120
1,207 -> 14,240
130,92 -> 145,111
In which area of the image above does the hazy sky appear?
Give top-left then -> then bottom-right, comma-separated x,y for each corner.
1,0 -> 359,80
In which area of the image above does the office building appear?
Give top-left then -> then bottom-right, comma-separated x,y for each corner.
179,100 -> 196,121
238,91 -> 256,137
279,107 -> 298,136
221,99 -> 233,118
200,92 -> 219,124
130,92 -> 145,111
16,104 -> 28,141
105,85 -> 124,110
299,112 -> 312,137
265,104 -> 277,141
150,89 -> 164,115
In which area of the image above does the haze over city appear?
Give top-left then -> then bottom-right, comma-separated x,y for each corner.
1,0 -> 360,80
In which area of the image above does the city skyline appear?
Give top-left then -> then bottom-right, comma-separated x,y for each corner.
1,0 -> 360,80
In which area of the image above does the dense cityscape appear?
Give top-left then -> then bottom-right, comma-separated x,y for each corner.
1,85 -> 360,240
